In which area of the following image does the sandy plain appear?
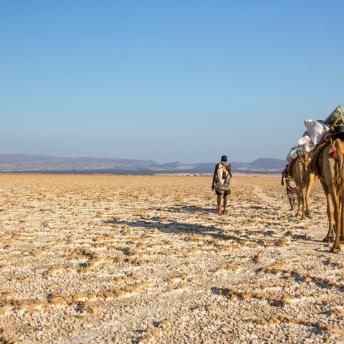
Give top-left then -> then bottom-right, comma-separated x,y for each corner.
0,173 -> 343,343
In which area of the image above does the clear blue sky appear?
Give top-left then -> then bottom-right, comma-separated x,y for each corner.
1,0 -> 343,162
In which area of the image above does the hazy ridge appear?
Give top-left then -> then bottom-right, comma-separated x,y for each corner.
0,154 -> 285,174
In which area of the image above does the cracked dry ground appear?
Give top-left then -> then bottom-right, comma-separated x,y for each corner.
0,174 -> 343,343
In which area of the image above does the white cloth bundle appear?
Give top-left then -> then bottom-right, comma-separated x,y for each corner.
298,120 -> 329,153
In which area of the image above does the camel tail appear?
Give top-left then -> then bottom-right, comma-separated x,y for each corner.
335,139 -> 344,194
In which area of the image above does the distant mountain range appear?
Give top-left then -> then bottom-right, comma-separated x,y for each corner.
0,154 -> 286,174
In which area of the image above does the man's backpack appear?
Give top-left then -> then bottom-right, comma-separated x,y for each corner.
214,163 -> 231,192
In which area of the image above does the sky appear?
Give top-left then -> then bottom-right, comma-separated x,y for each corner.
0,0 -> 343,163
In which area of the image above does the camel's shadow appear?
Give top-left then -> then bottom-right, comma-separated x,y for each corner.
104,218 -> 271,246
104,217 -> 336,249
104,218 -> 244,242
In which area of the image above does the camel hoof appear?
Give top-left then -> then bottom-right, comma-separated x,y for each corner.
323,236 -> 333,243
301,216 -> 305,220
331,243 -> 341,252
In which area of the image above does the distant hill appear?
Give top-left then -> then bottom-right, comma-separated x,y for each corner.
0,154 -> 159,171
234,158 -> 286,172
0,154 -> 285,174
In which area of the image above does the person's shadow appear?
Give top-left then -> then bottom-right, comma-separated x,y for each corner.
164,205 -> 215,215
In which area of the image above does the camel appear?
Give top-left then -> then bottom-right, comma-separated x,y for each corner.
313,138 -> 344,251
290,154 -> 315,220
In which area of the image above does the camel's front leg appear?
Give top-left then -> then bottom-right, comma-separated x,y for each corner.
305,173 -> 315,218
300,187 -> 306,220
331,189 -> 341,251
324,191 -> 335,242
296,189 -> 301,217
319,180 -> 334,242
341,197 -> 344,242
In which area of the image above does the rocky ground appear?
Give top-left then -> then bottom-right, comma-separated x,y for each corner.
0,174 -> 343,343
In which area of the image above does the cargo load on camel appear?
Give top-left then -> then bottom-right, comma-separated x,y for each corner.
325,105 -> 344,127
284,105 -> 343,220
286,105 -> 344,164
298,120 -> 329,153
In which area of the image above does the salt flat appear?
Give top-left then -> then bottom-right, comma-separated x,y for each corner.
0,174 -> 343,343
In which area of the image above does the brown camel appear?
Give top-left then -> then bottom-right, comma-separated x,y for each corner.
313,138 -> 344,251
290,155 -> 315,220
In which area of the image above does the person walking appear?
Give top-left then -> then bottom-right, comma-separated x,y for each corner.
281,164 -> 298,210
212,155 -> 232,215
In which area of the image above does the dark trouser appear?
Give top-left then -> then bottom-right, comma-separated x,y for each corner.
216,190 -> 230,212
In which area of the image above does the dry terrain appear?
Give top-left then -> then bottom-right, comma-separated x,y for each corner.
0,174 -> 343,343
